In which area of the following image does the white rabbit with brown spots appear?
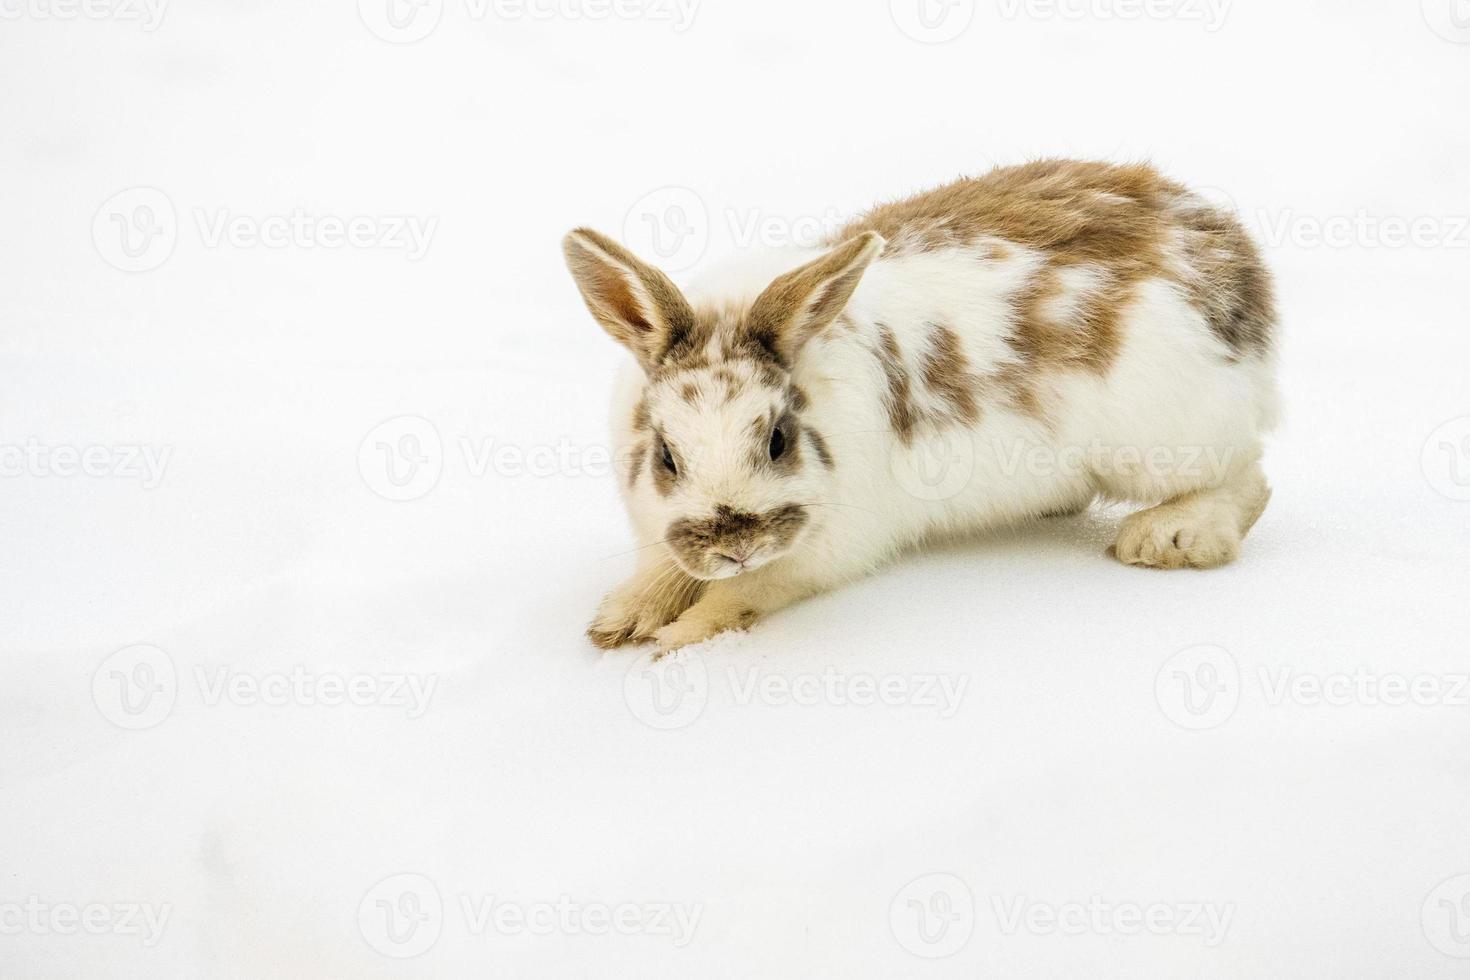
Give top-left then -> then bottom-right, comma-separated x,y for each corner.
564,160 -> 1279,653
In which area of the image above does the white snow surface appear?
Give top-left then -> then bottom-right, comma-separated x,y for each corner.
3,2 -> 1469,977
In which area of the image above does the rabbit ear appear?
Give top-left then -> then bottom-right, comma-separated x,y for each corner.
746,232 -> 885,364
563,228 -> 696,371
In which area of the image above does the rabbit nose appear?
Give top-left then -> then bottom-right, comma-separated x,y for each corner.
719,544 -> 754,564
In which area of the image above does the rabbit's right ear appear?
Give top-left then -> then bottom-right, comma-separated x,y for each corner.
562,228 -> 696,371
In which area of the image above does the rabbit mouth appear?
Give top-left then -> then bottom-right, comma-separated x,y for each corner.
665,503 -> 809,580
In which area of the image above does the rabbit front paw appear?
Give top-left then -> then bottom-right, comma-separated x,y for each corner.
587,564 -> 703,649
653,605 -> 759,655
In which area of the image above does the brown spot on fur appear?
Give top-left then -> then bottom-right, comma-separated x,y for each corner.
876,324 -> 919,444
994,265 -> 1129,422
919,323 -> 982,425
626,441 -> 646,490
680,382 -> 699,403
1172,201 -> 1278,357
632,396 -> 650,431
807,428 -> 835,469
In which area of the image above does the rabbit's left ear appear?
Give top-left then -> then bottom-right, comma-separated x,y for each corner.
746,231 -> 885,364
563,227 -> 696,371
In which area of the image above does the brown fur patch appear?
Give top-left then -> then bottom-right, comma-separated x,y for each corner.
807,428 -> 835,469
919,323 -> 983,426
876,324 -> 919,444
831,159 -> 1275,370
1172,202 -> 1278,357
626,442 -> 646,490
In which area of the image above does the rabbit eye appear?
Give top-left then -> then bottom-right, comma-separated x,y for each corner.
769,426 -> 787,461
660,440 -> 677,475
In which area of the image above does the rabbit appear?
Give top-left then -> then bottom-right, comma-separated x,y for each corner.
563,159 -> 1279,653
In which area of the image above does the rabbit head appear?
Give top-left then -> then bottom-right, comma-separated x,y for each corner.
563,228 -> 884,580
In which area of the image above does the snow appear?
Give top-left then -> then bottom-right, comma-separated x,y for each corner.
3,1 -> 1469,977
